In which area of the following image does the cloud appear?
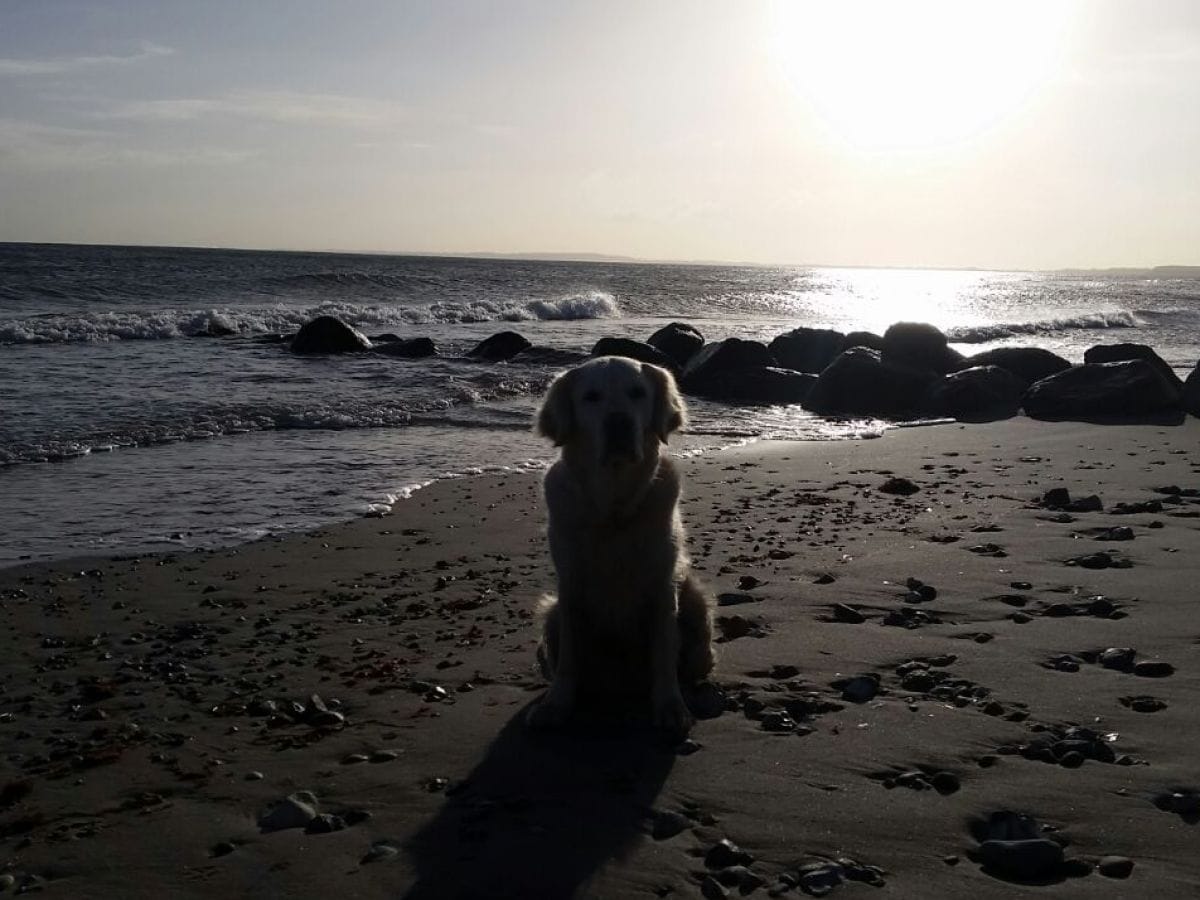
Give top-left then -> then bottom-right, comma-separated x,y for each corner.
0,43 -> 173,77
0,117 -> 251,169
101,90 -> 407,128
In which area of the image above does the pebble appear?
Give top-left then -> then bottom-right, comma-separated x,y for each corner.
258,791 -> 318,832
244,770 -> 264,781
737,575 -> 762,590
1098,856 -> 1134,879
1099,647 -> 1136,671
880,477 -> 919,495
836,674 -> 879,704
700,874 -> 728,900
931,772 -> 961,795
309,710 -> 346,728
977,838 -> 1064,879
705,838 -> 754,869
831,603 -> 865,624
1122,696 -> 1167,713
361,841 -> 400,864
370,749 -> 403,763
342,753 -> 370,764
1133,660 -> 1175,678
305,813 -> 346,834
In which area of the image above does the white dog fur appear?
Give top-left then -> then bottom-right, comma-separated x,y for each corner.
529,355 -> 714,733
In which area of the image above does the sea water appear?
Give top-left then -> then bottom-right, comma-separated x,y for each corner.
2,243 -> 1197,564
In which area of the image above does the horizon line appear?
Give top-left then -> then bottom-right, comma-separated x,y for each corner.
2,239 -> 1197,275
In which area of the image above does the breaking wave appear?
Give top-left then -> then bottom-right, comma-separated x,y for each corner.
946,310 -> 1140,344
0,291 -> 621,345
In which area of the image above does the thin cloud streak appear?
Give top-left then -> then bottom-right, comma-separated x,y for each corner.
99,90 -> 408,128
0,43 -> 173,77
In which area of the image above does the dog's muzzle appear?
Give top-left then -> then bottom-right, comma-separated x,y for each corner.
601,412 -> 639,464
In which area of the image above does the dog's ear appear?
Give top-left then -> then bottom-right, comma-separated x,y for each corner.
644,363 -> 686,443
535,368 -> 578,446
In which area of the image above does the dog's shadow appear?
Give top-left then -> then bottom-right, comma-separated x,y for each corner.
403,705 -> 677,900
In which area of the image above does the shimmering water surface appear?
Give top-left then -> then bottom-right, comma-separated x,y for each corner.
2,243 -> 1196,564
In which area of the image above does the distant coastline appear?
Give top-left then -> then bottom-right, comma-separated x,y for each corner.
1,239 -> 1197,275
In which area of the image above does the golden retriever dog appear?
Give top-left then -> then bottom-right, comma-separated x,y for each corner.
528,355 -> 714,734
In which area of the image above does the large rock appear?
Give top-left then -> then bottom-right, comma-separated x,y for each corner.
680,338 -> 775,394
375,337 -> 436,358
804,347 -> 935,417
921,365 -> 1024,421
1184,362 -> 1200,417
468,331 -> 531,362
958,347 -> 1071,387
1024,359 -> 1182,420
882,322 -> 965,374
691,367 -> 816,405
291,316 -> 372,354
1084,342 -> 1184,390
768,327 -> 845,374
591,337 -> 678,371
647,322 -> 705,368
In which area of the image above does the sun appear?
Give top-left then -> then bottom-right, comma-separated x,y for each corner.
768,0 -> 1077,153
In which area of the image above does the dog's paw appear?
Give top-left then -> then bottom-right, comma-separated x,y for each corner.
654,694 -> 695,736
525,694 -> 572,730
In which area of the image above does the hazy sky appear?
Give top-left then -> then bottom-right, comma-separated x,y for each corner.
2,1 -> 1198,268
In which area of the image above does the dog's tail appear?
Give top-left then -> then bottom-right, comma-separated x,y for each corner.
535,593 -> 558,680
677,575 -> 716,684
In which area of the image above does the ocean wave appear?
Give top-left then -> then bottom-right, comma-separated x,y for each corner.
946,310 -> 1140,343
0,373 -> 552,467
0,291 -> 621,345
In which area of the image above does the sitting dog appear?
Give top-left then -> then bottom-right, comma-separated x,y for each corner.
528,355 -> 714,733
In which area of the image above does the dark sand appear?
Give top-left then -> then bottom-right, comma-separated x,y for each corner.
2,418 -> 1199,898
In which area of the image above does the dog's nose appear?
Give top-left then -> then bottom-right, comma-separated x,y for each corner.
603,412 -> 636,459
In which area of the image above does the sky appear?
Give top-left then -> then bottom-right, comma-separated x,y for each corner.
1,0 -> 1198,269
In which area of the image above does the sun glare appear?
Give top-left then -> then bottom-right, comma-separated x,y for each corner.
769,0 -> 1077,153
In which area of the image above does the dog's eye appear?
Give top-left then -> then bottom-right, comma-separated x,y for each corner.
628,385 -> 647,400
581,390 -> 601,403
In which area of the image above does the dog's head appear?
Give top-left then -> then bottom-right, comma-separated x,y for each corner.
536,356 -> 686,465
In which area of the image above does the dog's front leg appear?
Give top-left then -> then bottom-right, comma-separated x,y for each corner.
526,591 -> 579,729
651,585 -> 694,735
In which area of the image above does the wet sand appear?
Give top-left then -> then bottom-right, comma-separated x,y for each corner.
2,417 -> 1199,898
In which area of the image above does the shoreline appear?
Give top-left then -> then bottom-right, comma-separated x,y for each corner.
1,417 -> 1199,896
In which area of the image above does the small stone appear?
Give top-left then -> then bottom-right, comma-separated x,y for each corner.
931,772 -> 960,795
943,855 -> 960,866
370,749 -> 402,763
880,477 -> 919,495
259,792 -> 318,832
211,841 -> 236,857
1122,696 -> 1167,713
700,874 -> 728,900
675,738 -> 703,756
1097,856 -> 1134,878
737,575 -> 762,590
1133,660 -> 1174,678
836,675 -> 879,704
1099,647 -> 1136,671
305,813 -> 346,834
1058,751 -> 1086,769
361,841 -> 399,864
244,770 -> 264,781
705,838 -> 754,869
309,710 -> 346,729
813,573 -> 836,585
342,753 -> 370,764
831,603 -> 864,624
977,838 -> 1064,879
